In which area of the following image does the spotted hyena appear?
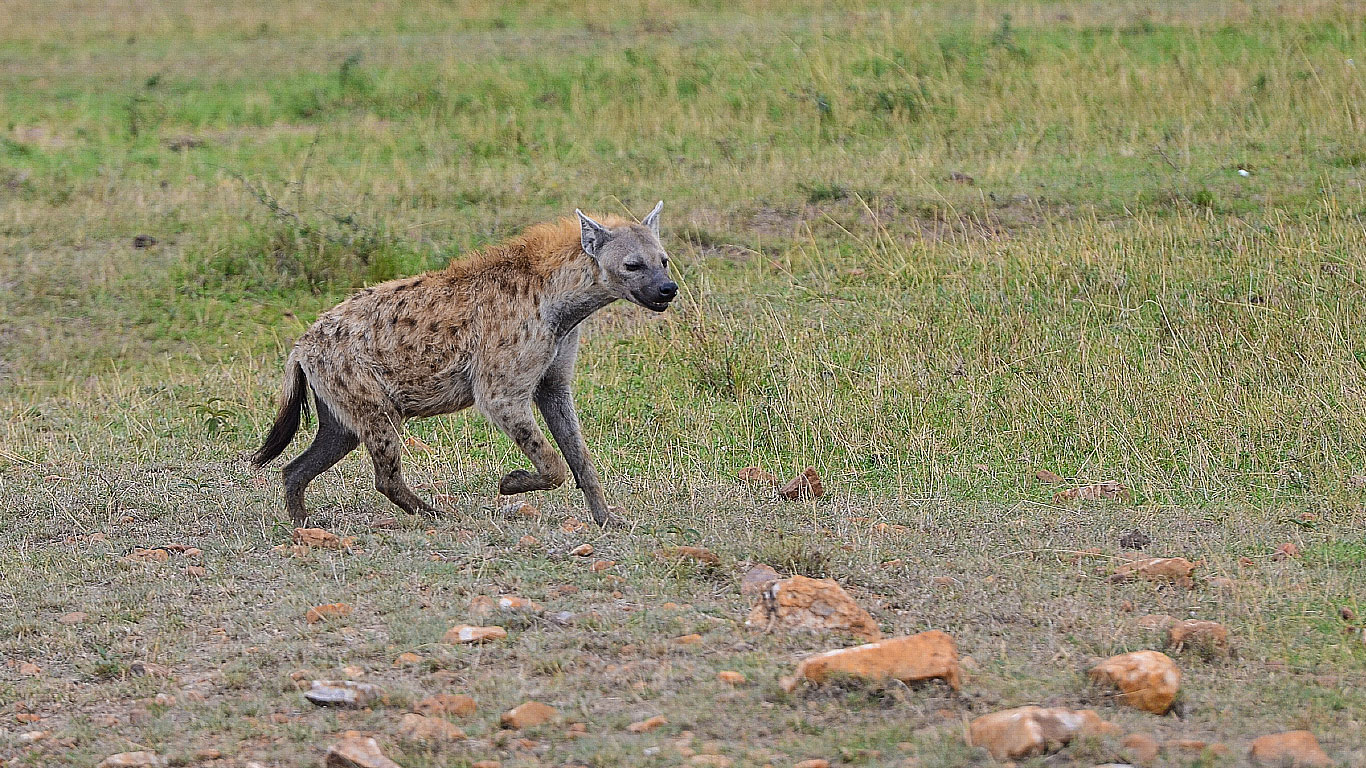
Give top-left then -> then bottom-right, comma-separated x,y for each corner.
249,203 -> 677,527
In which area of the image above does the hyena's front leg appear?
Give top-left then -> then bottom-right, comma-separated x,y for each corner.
535,384 -> 619,527
479,394 -> 569,495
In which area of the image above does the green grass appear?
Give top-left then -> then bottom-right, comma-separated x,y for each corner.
3,1 -> 1366,766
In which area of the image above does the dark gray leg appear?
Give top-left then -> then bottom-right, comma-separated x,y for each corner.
354,410 -> 437,516
535,385 -> 621,527
282,395 -> 360,524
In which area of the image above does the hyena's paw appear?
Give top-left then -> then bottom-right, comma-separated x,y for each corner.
499,469 -> 558,495
593,505 -> 629,529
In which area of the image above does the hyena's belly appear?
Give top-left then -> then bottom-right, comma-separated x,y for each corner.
383,357 -> 476,418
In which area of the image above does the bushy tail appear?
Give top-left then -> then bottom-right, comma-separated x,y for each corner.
249,360 -> 310,467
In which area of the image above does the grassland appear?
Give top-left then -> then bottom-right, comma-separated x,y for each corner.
3,1 -> 1366,766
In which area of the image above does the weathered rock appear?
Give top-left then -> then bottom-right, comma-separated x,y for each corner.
569,543 -> 594,557
294,527 -> 350,549
125,548 -> 171,563
657,546 -> 721,565
740,564 -> 780,596
717,671 -> 746,685
306,603 -> 354,624
674,633 -> 703,645
517,535 -> 539,548
1120,529 -> 1152,549
1248,731 -> 1332,767
688,756 -> 733,767
96,753 -> 165,768
968,707 -> 1112,760
738,466 -> 778,485
501,701 -> 559,729
496,595 -> 542,613
746,574 -> 881,641
1035,469 -> 1065,484
414,694 -> 476,718
18,661 -> 41,676
304,680 -> 383,708
392,652 -> 423,667
628,715 -> 668,733
794,760 -> 830,768
18,730 -> 49,744
397,713 -> 466,743
325,732 -> 401,768
777,466 -> 824,499
590,560 -> 615,572
497,500 -> 539,519
1136,614 -> 1177,631
1166,739 -> 1229,756
1167,620 -> 1230,657
442,624 -> 507,644
1089,651 -> 1180,714
1123,733 -> 1159,763
58,611 -> 88,624
781,630 -> 960,692
1053,481 -> 1126,503
1272,542 -> 1299,561
1110,558 -> 1196,583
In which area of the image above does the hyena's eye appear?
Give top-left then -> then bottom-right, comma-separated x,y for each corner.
624,261 -> 644,272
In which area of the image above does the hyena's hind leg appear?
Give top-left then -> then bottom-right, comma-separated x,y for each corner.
282,394 -> 360,524
354,410 -> 438,515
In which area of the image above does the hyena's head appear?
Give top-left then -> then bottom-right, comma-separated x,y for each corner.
576,202 -> 678,312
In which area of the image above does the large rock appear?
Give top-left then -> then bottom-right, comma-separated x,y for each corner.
325,733 -> 402,768
500,701 -> 559,729
1248,731 -> 1332,767
305,603 -> 354,624
304,680 -> 383,708
1167,620 -> 1230,658
746,575 -> 881,641
780,630 -> 960,692
968,706 -> 1113,760
1088,651 -> 1180,714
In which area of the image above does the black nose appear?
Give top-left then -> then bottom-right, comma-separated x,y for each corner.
659,281 -> 678,299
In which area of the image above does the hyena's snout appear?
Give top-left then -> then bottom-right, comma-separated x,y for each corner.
639,278 -> 678,312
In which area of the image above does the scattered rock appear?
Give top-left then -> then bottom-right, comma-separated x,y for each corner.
304,680 -> 383,708
442,625 -> 507,644
1053,481 -> 1126,503
1035,469 -> 1064,484
740,564 -> 781,596
124,548 -> 171,563
1110,557 -> 1196,583
948,171 -> 975,185
498,500 -> 539,519
591,560 -> 615,572
1119,529 -> 1152,550
560,517 -> 589,533
657,546 -> 721,565
689,756 -> 732,767
795,760 -> 831,768
777,466 -> 824,500
968,706 -> 1113,760
495,595 -> 543,613
397,712 -> 466,743
781,630 -> 960,692
58,611 -> 88,624
717,671 -> 746,685
392,652 -> 422,667
471,762 -> 500,768
18,662 -> 41,676
293,528 -> 353,549
746,574 -> 881,641
1167,620 -> 1231,657
129,661 -> 170,677
1341,606 -> 1357,622
371,516 -> 400,529
517,535 -> 539,548
1137,614 -> 1177,631
1166,739 -> 1229,756
306,603 -> 354,624
1089,651 -> 1180,714
18,731 -> 49,744
738,466 -> 778,485
97,753 -> 165,768
569,543 -> 594,557
501,701 -> 559,729
131,235 -> 158,249
414,694 -> 476,718
1272,542 -> 1300,561
325,732 -> 402,768
628,715 -> 668,733
1248,731 -> 1331,767
1123,733 -> 1159,763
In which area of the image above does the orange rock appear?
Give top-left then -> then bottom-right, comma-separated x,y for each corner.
325,732 -> 401,768
1167,620 -> 1230,657
968,706 -> 1113,760
738,466 -> 778,485
397,713 -> 466,743
717,671 -> 746,685
1249,731 -> 1331,766
185,566 -> 207,577
414,694 -> 476,718
293,528 -> 345,549
95,753 -> 165,768
777,466 -> 824,500
740,564 -> 780,596
1110,558 -> 1196,583
1089,651 -> 1180,714
627,715 -> 668,732
1123,733 -> 1159,763
498,500 -> 539,519
471,761 -> 500,768
182,547 -> 202,558
795,760 -> 831,768
517,535 -> 539,548
18,662 -> 40,676
674,634 -> 703,645
501,701 -> 559,729
1137,614 -> 1177,630
58,612 -> 87,624
305,603 -> 353,624
126,548 -> 171,563
1035,469 -> 1065,484
560,517 -> 589,533
392,652 -> 423,667
569,543 -> 594,557
496,595 -> 543,613
1167,739 -> 1229,756
591,560 -> 615,572
1052,481 -> 1126,503
746,574 -> 881,642
1272,542 -> 1300,561
781,630 -> 960,692
657,546 -> 721,565
442,625 -> 507,644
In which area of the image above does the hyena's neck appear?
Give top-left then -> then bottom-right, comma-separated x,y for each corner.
541,259 -> 616,337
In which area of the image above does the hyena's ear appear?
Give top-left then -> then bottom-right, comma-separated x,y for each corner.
642,200 -> 663,238
576,209 -> 610,258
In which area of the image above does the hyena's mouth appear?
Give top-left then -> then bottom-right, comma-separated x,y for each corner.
632,293 -> 673,312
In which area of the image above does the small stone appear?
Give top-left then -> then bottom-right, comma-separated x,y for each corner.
1053,481 -> 1126,503
1272,542 -> 1300,561
182,547 -> 202,558
18,731 -> 50,744
125,548 -> 171,563
1342,606 -> 1357,622
185,566 -> 207,577
781,630 -> 960,692
746,574 -> 881,641
1110,558 -> 1196,583
560,517 -> 589,533
442,624 -> 507,644
517,535 -> 539,548
1137,614 -> 1177,630
293,528 -> 345,549
1167,620 -> 1231,657
341,664 -> 366,678
777,466 -> 824,500
689,756 -> 733,767
496,595 -> 543,613
19,662 -> 41,676
97,753 -> 165,768
1209,577 -> 1237,593
1088,651 -> 1180,714
717,671 -> 746,685
371,516 -> 400,529
325,732 -> 401,768
393,652 -> 423,667
305,603 -> 354,624
471,762 -> 500,768
674,634 -> 703,645
501,701 -> 559,729
1035,469 -> 1064,483
968,707 -> 1113,760
131,234 -> 158,248
397,712 -> 466,743
1119,529 -> 1152,549
795,761 -> 831,768
58,611 -> 88,624
738,466 -> 779,485
414,694 -> 476,718
129,661 -> 170,678
591,560 -> 615,572
304,680 -> 383,708
570,543 -> 594,557
657,546 -> 721,565
1248,731 -> 1331,766
740,564 -> 781,596
498,500 -> 539,519
1123,733 -> 1159,763
628,715 -> 668,732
